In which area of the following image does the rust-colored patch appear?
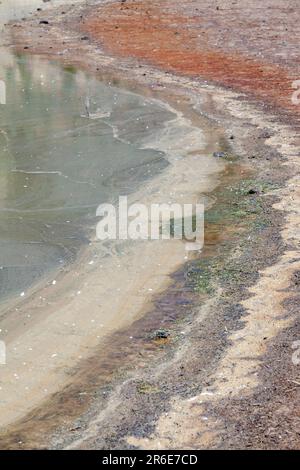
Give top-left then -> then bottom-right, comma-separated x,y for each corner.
83,0 -> 300,118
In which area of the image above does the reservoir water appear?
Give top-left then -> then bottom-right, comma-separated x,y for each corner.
0,1 -> 173,300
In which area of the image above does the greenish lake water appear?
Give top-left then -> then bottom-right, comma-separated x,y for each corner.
0,43 -> 172,300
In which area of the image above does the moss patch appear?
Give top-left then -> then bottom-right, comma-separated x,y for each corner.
187,177 -> 278,296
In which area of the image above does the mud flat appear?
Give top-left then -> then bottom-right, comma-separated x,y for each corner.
0,0 -> 300,449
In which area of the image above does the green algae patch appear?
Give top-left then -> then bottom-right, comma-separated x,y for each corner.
186,177 -> 277,297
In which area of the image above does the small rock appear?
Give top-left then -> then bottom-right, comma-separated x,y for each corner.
70,426 -> 82,432
81,36 -> 89,40
248,189 -> 258,195
213,151 -> 227,158
151,329 -> 170,340
259,130 -> 272,139
39,20 -> 49,25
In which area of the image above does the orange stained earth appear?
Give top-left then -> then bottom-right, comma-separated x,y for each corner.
83,0 -> 300,120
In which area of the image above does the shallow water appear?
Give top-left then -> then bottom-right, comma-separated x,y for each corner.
0,41 -> 175,300
0,1 -> 220,306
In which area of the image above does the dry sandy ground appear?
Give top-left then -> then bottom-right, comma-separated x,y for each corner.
0,0 -> 300,449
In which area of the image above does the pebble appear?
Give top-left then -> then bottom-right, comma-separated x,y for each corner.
213,151 -> 227,158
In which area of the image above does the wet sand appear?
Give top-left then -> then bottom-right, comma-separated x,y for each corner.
1,0 -> 300,450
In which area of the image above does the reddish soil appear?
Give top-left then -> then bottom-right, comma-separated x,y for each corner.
83,0 -> 300,119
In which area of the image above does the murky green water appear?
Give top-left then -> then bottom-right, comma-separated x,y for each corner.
0,44 -> 172,300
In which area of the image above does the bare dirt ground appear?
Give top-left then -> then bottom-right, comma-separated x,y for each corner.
1,0 -> 300,449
